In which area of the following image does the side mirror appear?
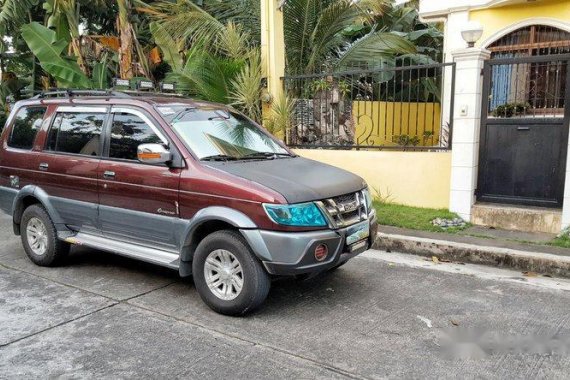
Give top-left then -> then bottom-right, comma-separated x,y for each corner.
137,143 -> 172,165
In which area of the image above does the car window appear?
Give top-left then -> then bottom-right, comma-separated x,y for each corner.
109,112 -> 163,161
7,107 -> 46,150
46,112 -> 105,156
168,108 -> 288,160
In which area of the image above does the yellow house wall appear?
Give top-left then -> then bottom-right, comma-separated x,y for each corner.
470,0 -> 570,47
353,101 -> 441,147
294,149 -> 452,209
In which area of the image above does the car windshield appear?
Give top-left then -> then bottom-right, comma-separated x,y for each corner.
157,106 -> 291,161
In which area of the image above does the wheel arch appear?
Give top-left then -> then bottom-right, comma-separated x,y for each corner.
178,206 -> 261,277
12,186 -> 65,235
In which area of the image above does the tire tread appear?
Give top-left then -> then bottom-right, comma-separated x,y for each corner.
21,204 -> 70,266
192,229 -> 270,316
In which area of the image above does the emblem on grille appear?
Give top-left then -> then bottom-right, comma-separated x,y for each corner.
342,201 -> 359,213
318,191 -> 368,228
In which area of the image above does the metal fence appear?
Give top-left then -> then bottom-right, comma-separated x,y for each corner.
483,54 -> 570,119
282,62 -> 455,150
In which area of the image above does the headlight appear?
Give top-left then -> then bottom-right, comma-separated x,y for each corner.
263,202 -> 327,227
362,187 -> 373,210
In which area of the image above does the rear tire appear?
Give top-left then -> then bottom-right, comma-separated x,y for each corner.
192,230 -> 270,316
20,204 -> 70,266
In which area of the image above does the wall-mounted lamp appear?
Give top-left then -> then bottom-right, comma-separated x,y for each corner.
461,21 -> 484,48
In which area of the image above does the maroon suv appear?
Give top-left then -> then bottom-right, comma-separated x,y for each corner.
0,91 -> 378,315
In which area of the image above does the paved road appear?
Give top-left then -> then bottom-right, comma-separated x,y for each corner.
2,212 -> 570,379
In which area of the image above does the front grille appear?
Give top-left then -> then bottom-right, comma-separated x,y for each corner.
317,191 -> 369,228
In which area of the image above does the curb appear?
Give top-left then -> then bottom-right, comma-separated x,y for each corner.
372,232 -> 570,279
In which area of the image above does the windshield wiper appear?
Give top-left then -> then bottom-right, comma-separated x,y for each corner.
208,110 -> 231,120
239,152 -> 296,160
200,154 -> 238,162
169,107 -> 196,123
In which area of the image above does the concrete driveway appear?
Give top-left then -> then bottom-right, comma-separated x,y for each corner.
2,212 -> 570,379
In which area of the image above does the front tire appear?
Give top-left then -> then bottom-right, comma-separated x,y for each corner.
192,230 -> 270,316
21,204 -> 70,266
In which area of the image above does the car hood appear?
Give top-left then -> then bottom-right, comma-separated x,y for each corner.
205,157 -> 366,204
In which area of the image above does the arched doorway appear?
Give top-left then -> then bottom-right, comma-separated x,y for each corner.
488,24 -> 570,56
477,24 -> 570,207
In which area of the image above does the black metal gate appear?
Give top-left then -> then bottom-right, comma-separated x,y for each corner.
478,54 -> 570,208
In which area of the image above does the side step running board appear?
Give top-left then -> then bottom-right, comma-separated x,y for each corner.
62,232 -> 180,270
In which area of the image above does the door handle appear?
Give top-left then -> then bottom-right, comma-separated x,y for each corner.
103,171 -> 116,179
517,126 -> 530,131
39,163 -> 49,171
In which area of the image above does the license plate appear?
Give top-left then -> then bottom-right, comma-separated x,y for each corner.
350,240 -> 368,253
346,221 -> 370,246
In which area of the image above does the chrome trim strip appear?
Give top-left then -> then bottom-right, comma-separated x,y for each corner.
69,232 -> 180,269
315,201 -> 337,229
319,190 -> 369,228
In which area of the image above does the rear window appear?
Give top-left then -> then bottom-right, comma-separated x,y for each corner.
46,112 -> 106,156
7,107 -> 46,150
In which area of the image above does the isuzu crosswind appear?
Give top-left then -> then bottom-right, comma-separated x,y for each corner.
0,90 -> 377,315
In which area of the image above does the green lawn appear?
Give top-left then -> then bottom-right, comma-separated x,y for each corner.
549,235 -> 570,249
373,201 -> 468,232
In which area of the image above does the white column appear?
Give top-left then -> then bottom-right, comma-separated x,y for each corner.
449,48 -> 490,221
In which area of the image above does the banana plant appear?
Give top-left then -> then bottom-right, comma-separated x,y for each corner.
0,0 -> 38,52
117,0 -> 151,79
149,21 -> 183,71
21,22 -> 110,89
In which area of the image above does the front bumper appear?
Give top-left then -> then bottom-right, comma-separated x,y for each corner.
241,214 -> 378,276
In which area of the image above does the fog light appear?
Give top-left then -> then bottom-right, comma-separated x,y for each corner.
314,244 -> 328,262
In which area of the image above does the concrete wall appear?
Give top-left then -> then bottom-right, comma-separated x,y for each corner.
294,149 -> 452,209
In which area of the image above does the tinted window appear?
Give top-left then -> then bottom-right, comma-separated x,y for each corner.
8,107 -> 46,150
109,113 -> 163,161
47,112 -> 105,156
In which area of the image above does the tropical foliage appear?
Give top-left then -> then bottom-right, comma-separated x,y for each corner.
0,0 -> 442,131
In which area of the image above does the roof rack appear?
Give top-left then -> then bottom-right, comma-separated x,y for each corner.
32,89 -> 185,99
32,89 -> 129,99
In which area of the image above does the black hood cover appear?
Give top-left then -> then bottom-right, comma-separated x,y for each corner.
206,157 -> 366,203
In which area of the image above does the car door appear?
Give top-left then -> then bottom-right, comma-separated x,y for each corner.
33,106 -> 107,232
0,105 -> 48,214
98,106 -> 182,251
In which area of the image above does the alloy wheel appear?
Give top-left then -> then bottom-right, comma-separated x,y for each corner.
26,217 -> 48,256
204,249 -> 244,301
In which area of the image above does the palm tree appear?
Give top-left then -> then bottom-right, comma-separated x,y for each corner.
150,16 -> 263,120
150,0 -> 416,75
283,0 -> 419,74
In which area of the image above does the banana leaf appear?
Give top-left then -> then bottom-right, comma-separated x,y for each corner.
21,22 -> 92,88
150,21 -> 183,71
91,54 -> 110,89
